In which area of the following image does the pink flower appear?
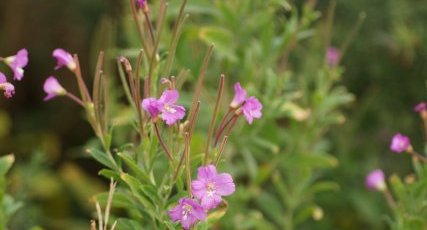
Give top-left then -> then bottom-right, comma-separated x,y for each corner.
229,82 -> 263,124
230,82 -> 247,108
414,102 -> 427,113
191,165 -> 235,210
168,198 -> 206,230
158,90 -> 186,125
142,89 -> 186,125
52,48 -> 76,71
326,47 -> 340,67
136,0 -> 146,9
142,98 -> 161,118
43,76 -> 66,101
390,133 -> 411,153
242,96 -> 263,124
0,72 -> 15,98
4,48 -> 29,81
365,169 -> 386,191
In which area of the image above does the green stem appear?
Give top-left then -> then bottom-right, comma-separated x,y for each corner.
154,122 -> 172,160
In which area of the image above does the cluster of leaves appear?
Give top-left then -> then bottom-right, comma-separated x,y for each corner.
159,0 -> 354,229
0,154 -> 21,229
387,160 -> 427,230
1,0 -> 359,229
379,113 -> 427,230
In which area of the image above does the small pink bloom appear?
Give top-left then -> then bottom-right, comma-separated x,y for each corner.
414,102 -> 427,113
365,169 -> 386,191
326,47 -> 340,67
0,72 -> 15,98
230,82 -> 247,108
168,198 -> 206,230
43,76 -> 66,101
142,98 -> 161,118
158,90 -> 186,125
390,133 -> 411,153
4,48 -> 29,81
142,89 -> 186,125
242,96 -> 263,124
191,165 -> 235,210
136,0 -> 146,9
52,48 -> 76,71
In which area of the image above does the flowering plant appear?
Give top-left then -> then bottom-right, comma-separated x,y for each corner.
38,0 -> 263,229
366,101 -> 427,229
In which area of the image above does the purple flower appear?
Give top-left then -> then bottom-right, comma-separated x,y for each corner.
158,90 -> 186,125
0,72 -> 15,98
142,97 -> 161,118
191,165 -> 235,210
326,47 -> 340,67
169,198 -> 206,230
242,96 -> 263,124
228,82 -> 263,124
365,169 -> 386,191
52,48 -> 76,71
230,82 -> 247,108
4,48 -> 28,81
414,102 -> 427,113
43,76 -> 66,101
142,90 -> 186,125
136,0 -> 146,9
390,133 -> 411,153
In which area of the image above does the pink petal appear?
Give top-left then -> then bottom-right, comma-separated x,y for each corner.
53,48 -> 75,70
0,72 -> 6,83
201,194 -> 222,210
168,205 -> 182,222
191,180 -> 207,198
161,104 -> 185,126
230,82 -> 247,108
159,90 -> 179,104
142,98 -> 161,117
197,165 -> 218,180
214,173 -> 235,196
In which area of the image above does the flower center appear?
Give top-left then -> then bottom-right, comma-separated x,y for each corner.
164,104 -> 176,113
182,204 -> 193,220
206,182 -> 216,197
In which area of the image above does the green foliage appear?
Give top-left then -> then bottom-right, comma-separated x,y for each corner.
0,154 -> 22,229
1,0 -> 425,229
149,0 -> 354,229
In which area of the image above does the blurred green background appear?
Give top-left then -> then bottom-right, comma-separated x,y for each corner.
0,0 -> 427,229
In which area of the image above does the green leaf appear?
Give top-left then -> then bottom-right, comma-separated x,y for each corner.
389,174 -> 406,200
198,26 -> 237,62
139,184 -> 161,206
307,181 -> 340,195
86,148 -> 118,171
255,191 -> 284,226
98,169 -> 121,180
2,194 -> 23,218
94,191 -> 135,210
206,200 -> 228,224
294,204 -> 317,225
0,154 -> 14,177
163,220 -> 178,230
115,218 -> 144,230
121,173 -> 155,211
284,153 -> 338,169
118,152 -> 150,183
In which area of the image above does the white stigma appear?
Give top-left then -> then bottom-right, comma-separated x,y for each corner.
206,182 -> 216,197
